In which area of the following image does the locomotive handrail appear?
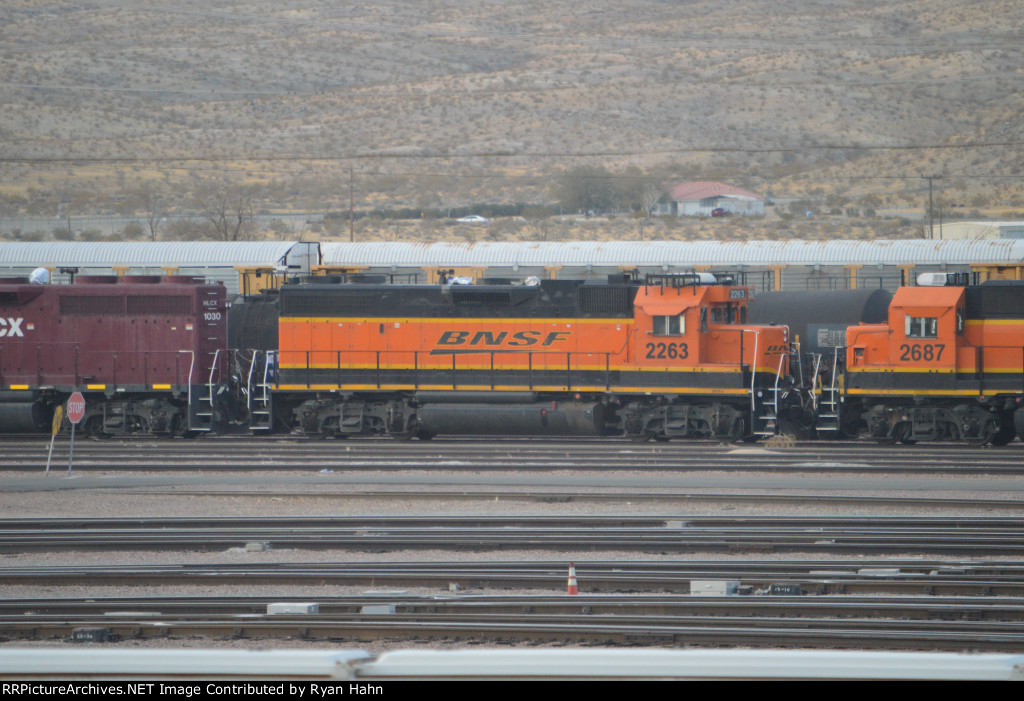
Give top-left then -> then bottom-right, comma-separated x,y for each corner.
177,350 -> 194,428
810,353 -> 823,410
244,350 -> 257,412
1,343 -> 197,389
739,328 -> 760,421
830,345 -> 843,396
286,348 -> 618,392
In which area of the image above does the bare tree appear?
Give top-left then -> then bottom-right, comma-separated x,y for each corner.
640,183 -> 664,219
521,205 -> 553,241
195,185 -> 257,241
134,185 -> 166,241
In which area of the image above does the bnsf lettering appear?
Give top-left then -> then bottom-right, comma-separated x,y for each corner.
510,330 -> 541,346
0,317 -> 25,338
436,330 -> 571,347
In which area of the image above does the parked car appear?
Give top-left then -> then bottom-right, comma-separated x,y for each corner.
710,208 -> 730,217
457,215 -> 489,224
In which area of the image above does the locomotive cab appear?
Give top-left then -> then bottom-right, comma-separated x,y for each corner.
847,273 -> 1020,445
619,273 -> 791,442
633,274 -> 787,381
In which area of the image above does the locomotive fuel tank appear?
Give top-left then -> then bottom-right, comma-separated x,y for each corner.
415,400 -> 609,436
0,391 -> 49,432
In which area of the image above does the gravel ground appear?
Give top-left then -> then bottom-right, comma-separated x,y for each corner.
2,467 -> 1022,653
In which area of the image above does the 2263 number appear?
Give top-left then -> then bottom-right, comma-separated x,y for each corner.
645,342 -> 689,360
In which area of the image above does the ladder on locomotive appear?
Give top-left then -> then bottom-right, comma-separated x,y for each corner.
189,349 -> 219,432
753,352 -> 787,438
247,350 -> 274,431
814,346 -> 843,433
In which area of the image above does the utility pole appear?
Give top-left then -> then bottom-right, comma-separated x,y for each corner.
922,174 -> 943,239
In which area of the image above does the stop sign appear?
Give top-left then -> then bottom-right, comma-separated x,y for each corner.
66,392 -> 86,425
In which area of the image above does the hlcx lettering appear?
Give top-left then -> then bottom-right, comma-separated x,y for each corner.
436,330 -> 571,347
0,318 -> 25,338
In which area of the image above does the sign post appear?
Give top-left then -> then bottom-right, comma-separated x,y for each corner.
66,392 -> 86,476
44,405 -> 63,475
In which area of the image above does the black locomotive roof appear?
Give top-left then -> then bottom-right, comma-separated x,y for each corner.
747,288 -> 893,355
279,278 -> 638,319
965,280 -> 1024,319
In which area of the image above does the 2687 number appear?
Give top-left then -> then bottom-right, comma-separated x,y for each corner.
645,342 -> 689,360
899,343 -> 945,362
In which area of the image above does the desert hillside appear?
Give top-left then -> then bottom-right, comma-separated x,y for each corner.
1,0 -> 1022,240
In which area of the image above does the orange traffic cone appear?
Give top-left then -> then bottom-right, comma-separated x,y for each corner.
567,562 -> 578,595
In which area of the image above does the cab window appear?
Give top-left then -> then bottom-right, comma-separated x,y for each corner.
905,315 -> 938,338
652,315 -> 683,336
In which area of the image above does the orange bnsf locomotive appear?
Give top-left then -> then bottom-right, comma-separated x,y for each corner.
269,272 -> 790,442
842,274 -> 1024,445
751,274 -> 1024,445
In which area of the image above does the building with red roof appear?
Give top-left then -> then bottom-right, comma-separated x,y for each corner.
656,181 -> 766,217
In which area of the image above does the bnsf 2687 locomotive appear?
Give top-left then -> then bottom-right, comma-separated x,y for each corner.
1,270 -> 1021,445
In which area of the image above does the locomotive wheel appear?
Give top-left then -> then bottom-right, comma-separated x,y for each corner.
897,423 -> 917,445
653,435 -> 671,442
718,416 -> 746,444
83,416 -> 112,439
873,417 -> 909,445
965,419 -> 998,446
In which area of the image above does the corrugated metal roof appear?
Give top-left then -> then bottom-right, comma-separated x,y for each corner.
0,241 -> 299,267
321,240 -> 1024,268
4,239 -> 1022,271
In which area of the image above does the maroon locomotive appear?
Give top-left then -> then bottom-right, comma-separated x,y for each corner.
0,274 -> 226,435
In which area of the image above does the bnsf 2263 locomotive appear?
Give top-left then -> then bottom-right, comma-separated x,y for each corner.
1,270 -> 1021,445
269,272 -> 789,442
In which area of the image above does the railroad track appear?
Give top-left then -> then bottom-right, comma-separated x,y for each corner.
4,438 -> 1024,654
40,489 -> 1024,511
5,560 -> 1024,596
5,594 -> 1024,651
2,436 -> 1024,474
4,516 -> 1024,555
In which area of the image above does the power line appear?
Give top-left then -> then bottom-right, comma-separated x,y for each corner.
2,139 -> 1023,165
